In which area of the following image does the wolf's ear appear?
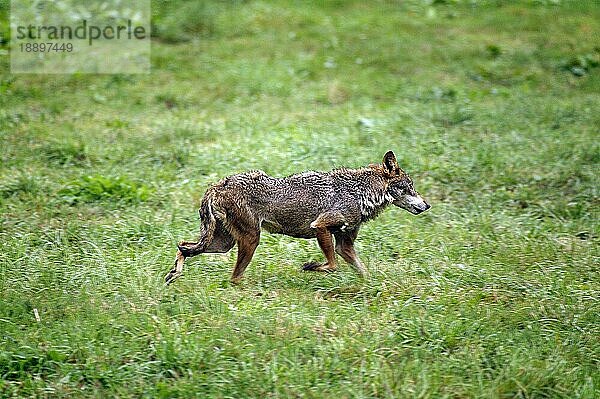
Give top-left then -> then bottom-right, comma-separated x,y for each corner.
383,151 -> 400,176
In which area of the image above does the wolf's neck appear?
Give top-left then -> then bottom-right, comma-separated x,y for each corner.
359,182 -> 394,221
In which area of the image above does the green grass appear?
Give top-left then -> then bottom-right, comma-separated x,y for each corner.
1,0 -> 599,397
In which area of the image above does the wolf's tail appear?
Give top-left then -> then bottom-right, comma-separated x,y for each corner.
178,195 -> 217,257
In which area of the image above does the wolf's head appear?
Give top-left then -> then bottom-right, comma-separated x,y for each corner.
382,151 -> 430,215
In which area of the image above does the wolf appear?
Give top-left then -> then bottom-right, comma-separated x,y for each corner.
165,151 -> 430,285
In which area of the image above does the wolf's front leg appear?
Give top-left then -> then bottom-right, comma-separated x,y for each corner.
334,231 -> 368,276
303,214 -> 340,272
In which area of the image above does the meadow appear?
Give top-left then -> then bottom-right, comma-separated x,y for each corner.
0,0 -> 598,397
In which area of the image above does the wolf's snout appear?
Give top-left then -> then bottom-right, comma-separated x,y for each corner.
413,202 -> 430,214
405,194 -> 430,214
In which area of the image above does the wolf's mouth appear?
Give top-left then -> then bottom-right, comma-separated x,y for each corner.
393,199 -> 431,214
407,202 -> 431,215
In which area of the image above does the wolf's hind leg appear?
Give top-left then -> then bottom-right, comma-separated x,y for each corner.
165,247 -> 187,285
165,238 -> 205,285
166,224 -> 235,285
230,231 -> 260,284
204,222 -> 235,253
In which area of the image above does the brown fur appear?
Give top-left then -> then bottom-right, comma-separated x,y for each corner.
165,151 -> 430,285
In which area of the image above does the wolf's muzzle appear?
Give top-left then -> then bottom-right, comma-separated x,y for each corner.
412,202 -> 431,214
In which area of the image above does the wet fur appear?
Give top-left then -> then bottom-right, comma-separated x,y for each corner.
165,151 -> 429,285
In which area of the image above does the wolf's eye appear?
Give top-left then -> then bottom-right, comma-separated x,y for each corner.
392,181 -> 407,194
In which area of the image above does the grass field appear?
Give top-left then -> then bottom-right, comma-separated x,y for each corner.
0,0 -> 599,397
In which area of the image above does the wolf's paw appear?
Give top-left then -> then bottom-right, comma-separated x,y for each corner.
164,269 -> 181,286
230,277 -> 243,285
302,261 -> 321,271
302,262 -> 336,272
